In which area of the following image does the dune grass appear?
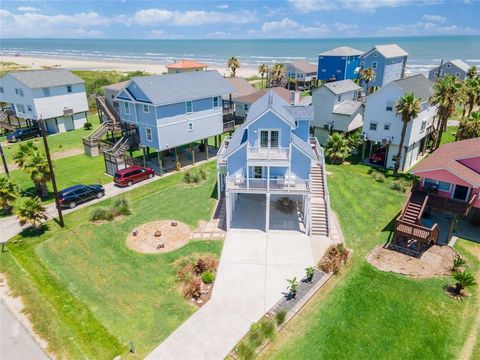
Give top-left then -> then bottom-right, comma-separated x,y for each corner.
260,162 -> 480,359
1,161 -> 222,358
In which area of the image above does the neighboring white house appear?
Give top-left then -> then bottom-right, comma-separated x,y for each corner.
312,80 -> 364,145
428,59 -> 471,81
0,69 -> 89,133
285,61 -> 318,89
362,74 -> 436,171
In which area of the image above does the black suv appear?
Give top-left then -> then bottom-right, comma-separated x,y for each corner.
6,127 -> 41,142
58,184 -> 105,209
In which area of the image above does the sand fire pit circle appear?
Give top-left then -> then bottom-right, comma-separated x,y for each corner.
126,220 -> 191,254
367,245 -> 458,278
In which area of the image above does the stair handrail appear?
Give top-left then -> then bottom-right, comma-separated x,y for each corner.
465,192 -> 478,216
85,121 -> 111,141
417,194 -> 429,223
96,96 -> 120,123
111,135 -> 130,156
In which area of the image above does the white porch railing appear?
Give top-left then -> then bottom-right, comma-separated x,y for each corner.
226,175 -> 309,193
247,145 -> 290,160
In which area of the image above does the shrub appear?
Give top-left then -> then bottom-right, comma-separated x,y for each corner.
183,169 -> 193,183
319,243 -> 350,274
198,168 -> 207,180
371,171 -> 386,182
200,253 -> 218,272
112,197 -> 131,215
236,340 -> 255,360
89,208 -> 114,221
248,322 -> 265,347
191,172 -> 201,184
183,277 -> 203,299
452,270 -> 477,296
286,277 -> 298,299
83,122 -> 93,130
175,253 -> 218,283
201,271 -> 215,284
305,266 -> 315,282
391,181 -> 409,193
275,310 -> 287,326
450,255 -> 466,273
259,318 -> 276,340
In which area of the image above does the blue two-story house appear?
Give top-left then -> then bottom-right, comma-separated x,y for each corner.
111,70 -> 234,173
317,46 -> 364,82
217,91 -> 331,236
359,44 -> 408,92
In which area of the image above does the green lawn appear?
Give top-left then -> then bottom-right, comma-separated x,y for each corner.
260,163 -> 480,359
441,125 -> 458,145
1,113 -> 99,166
1,161 -> 222,358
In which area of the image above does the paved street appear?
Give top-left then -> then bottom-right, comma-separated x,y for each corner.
0,301 -> 49,360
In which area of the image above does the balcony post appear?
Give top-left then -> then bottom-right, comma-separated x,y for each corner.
267,166 -> 270,191
247,166 -> 250,190
226,191 -> 231,231
265,193 -> 270,232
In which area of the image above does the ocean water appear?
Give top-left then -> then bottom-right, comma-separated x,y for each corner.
1,36 -> 479,73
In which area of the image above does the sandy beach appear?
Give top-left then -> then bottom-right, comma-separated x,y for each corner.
0,55 -> 258,77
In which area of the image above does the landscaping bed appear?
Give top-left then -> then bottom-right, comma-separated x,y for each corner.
367,244 -> 458,278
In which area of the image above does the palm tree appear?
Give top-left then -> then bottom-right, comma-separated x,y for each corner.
258,64 -> 267,87
286,76 -> 297,90
0,176 -> 19,215
227,56 -> 240,78
466,65 -> 477,79
430,75 -> 462,150
360,67 -> 376,95
14,196 -> 48,234
462,77 -> 480,117
23,150 -> 51,198
457,112 -> 480,140
394,93 -> 421,175
452,270 -> 477,296
325,133 -> 350,164
13,141 -> 38,169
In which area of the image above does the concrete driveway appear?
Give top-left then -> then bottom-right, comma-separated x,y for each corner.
147,229 -> 314,360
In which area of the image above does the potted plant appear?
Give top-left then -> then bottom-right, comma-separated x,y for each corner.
305,266 -> 315,283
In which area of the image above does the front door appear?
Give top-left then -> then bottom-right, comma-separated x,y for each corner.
453,185 -> 469,201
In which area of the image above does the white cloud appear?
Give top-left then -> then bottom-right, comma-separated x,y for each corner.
16,6 -> 41,12
422,14 -> 446,23
289,0 -> 436,12
377,21 -> 480,36
217,4 -> 229,9
132,8 -> 256,26
0,10 -> 109,38
256,17 -> 330,38
206,31 -> 231,39
261,18 -> 299,32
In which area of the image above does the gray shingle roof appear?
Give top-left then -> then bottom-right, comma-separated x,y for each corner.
323,79 -> 360,95
128,70 -> 234,105
333,101 -> 363,116
292,133 -> 315,160
223,123 -> 247,157
6,69 -> 84,88
449,59 -> 470,72
372,44 -> 408,58
226,77 -> 256,98
245,91 -> 296,126
283,105 -> 313,121
318,46 -> 364,56
104,80 -> 129,91
394,74 -> 433,102
287,60 -> 317,74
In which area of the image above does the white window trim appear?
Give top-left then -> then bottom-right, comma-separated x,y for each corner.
185,100 -> 193,114
384,123 -> 391,130
143,104 -> 149,113
188,121 -> 194,132
145,127 -> 153,142
369,122 -> 378,131
257,128 -> 281,148
124,102 -> 130,115
451,184 -> 471,201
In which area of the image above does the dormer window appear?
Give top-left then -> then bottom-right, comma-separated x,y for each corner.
143,104 -> 149,113
67,85 -> 72,93
372,62 -> 377,69
124,102 -> 130,115
186,100 -> 193,114
213,96 -> 219,108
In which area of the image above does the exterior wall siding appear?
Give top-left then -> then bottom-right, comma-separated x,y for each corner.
428,63 -> 467,81
293,120 -> 310,141
290,147 -> 311,178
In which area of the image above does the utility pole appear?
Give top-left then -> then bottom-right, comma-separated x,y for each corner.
39,117 -> 64,227
0,142 -> 9,177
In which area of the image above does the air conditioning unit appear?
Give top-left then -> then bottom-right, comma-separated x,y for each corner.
323,123 -> 332,130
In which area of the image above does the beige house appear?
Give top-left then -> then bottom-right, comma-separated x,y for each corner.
166,60 -> 208,74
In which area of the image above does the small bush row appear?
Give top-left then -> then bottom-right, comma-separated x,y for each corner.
319,243 -> 350,274
89,197 -> 131,222
235,317 -> 277,360
174,253 -> 219,300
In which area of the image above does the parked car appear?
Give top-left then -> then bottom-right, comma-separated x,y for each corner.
113,166 -> 155,187
58,184 -> 105,209
369,147 -> 386,164
6,127 -> 41,142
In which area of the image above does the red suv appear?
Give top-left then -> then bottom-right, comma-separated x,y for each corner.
114,166 -> 155,187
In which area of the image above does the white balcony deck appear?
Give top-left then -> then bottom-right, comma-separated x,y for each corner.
247,146 -> 289,161
226,176 -> 309,193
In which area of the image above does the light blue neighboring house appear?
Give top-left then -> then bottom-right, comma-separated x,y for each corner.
359,44 -> 408,92
217,91 -> 331,236
115,70 -> 234,153
317,46 -> 364,81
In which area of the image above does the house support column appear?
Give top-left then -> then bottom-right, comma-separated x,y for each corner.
142,147 -> 147,167
175,147 -> 180,167
205,139 -> 209,160
214,136 -> 218,148
226,191 -> 231,231
265,193 -> 271,232
361,141 -> 367,162
190,143 -> 195,164
157,151 -> 163,176
217,171 -> 221,200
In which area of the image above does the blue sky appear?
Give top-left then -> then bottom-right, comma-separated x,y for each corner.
1,0 -> 479,39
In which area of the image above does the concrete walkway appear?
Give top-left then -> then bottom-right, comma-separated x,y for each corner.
146,229 -> 318,359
